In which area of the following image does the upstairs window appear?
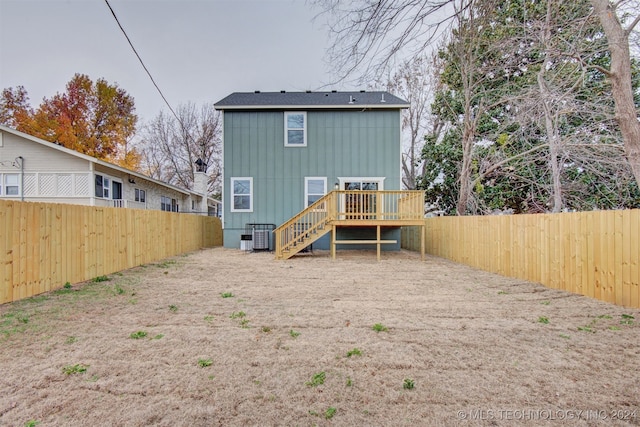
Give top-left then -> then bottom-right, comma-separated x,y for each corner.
284,112 -> 307,147
231,177 -> 253,212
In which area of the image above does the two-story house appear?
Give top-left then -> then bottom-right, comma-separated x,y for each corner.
215,91 -> 426,259
0,125 -> 220,216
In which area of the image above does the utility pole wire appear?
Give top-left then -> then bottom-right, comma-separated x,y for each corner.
103,0 -> 213,185
103,0 -> 181,125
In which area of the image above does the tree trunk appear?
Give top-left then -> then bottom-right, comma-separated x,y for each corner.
457,106 -> 476,215
539,0 -> 563,213
591,0 -> 640,188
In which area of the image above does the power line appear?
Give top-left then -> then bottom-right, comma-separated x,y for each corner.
103,0 -> 180,122
103,0 -> 213,179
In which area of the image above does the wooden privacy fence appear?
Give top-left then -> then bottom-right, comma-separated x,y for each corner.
401,210 -> 640,309
0,200 -> 222,304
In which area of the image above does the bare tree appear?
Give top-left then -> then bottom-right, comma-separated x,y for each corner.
313,0 -> 472,84
316,0 -> 640,201
378,53 -> 444,189
315,0 -> 517,214
140,102 -> 222,195
591,0 -> 640,188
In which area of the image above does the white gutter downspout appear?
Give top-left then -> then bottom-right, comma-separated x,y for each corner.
16,156 -> 24,201
220,110 -> 225,228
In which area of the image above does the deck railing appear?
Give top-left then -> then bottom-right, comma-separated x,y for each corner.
94,198 -> 148,209
334,190 -> 425,221
274,190 -> 424,259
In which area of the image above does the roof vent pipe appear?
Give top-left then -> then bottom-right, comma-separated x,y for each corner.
349,96 -> 355,104
380,93 -> 386,103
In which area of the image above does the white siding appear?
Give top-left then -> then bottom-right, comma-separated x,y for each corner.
0,131 -> 90,172
0,129 -> 203,213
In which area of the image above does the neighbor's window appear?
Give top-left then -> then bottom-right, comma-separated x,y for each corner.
305,177 -> 326,207
231,177 -> 253,212
160,196 -> 178,212
284,112 -> 307,147
95,174 -> 110,198
2,173 -> 20,196
5,174 -> 19,195
135,188 -> 146,203
95,174 -> 122,199
161,196 -> 171,212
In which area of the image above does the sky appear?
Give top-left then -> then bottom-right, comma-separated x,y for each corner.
0,0 -> 341,125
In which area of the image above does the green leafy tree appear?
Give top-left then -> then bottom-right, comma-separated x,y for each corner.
426,0 -> 640,213
316,0 -> 640,212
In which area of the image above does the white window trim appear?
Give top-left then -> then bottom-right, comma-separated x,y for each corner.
284,111 -> 307,147
1,173 -> 20,197
160,195 -> 179,212
337,177 -> 386,220
94,172 -> 123,200
337,177 -> 385,190
230,177 -> 253,212
135,188 -> 146,203
304,176 -> 327,208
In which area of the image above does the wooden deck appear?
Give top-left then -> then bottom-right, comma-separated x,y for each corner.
274,190 -> 426,260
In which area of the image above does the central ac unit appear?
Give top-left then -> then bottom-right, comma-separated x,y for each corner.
253,229 -> 270,251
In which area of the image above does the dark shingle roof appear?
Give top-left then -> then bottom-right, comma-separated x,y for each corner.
214,91 -> 409,110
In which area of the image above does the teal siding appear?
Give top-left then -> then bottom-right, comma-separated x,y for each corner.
223,109 -> 402,248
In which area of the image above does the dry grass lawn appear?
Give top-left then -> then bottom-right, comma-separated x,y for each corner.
1,248 -> 639,426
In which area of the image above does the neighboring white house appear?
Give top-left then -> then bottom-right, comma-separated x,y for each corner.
0,125 -> 220,216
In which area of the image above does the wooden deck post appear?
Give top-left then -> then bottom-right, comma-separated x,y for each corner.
376,225 -> 381,261
330,224 -> 336,260
421,223 -> 425,261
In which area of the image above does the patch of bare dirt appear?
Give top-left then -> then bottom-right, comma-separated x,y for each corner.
1,248 -> 639,426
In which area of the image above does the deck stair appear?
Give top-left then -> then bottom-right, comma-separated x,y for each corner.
274,190 -> 426,260
274,193 -> 334,259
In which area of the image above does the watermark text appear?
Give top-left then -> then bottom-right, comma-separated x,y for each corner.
456,409 -> 637,422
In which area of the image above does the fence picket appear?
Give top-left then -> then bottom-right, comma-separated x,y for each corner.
403,210 -> 640,309
0,200 -> 221,304
0,201 -> 10,303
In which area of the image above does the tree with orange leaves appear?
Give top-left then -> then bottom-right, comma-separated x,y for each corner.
0,86 -> 34,130
1,73 -> 140,169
